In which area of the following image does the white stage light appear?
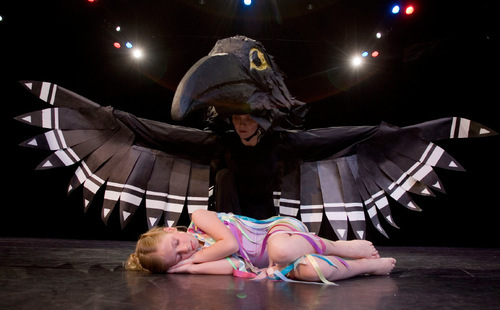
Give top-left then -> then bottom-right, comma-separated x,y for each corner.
132,49 -> 144,59
351,56 -> 362,67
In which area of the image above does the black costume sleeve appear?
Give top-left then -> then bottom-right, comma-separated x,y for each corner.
113,110 -> 219,160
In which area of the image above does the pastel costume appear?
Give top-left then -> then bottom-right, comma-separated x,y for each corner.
187,213 -> 348,285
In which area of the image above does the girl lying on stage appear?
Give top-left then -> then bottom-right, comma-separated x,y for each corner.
125,209 -> 396,284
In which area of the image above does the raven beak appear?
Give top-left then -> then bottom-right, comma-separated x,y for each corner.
172,53 -> 256,121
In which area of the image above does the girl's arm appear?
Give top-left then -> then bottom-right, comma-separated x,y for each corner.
187,209 -> 240,264
168,257 -> 238,275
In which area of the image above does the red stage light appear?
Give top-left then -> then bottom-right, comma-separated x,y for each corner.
113,42 -> 121,49
405,5 -> 414,15
372,51 -> 379,57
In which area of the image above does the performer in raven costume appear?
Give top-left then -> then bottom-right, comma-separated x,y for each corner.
15,36 -> 496,240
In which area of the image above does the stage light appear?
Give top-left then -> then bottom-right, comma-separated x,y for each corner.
243,0 -> 252,5
405,5 -> 414,15
376,32 -> 382,39
115,26 -> 121,32
132,49 -> 144,59
372,51 -> 379,57
391,5 -> 400,14
125,42 -> 133,49
361,51 -> 369,57
351,56 -> 362,67
113,42 -> 121,49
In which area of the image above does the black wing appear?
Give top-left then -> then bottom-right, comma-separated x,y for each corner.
15,81 -> 217,229
274,118 -> 497,239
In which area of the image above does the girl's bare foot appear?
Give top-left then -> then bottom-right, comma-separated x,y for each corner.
327,240 -> 380,259
368,257 -> 397,275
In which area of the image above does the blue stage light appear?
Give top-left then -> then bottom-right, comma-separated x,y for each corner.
392,5 -> 400,14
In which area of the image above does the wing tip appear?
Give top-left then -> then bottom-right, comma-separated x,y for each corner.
19,80 -> 35,90
18,141 -> 38,149
452,117 -> 498,139
14,113 -> 33,125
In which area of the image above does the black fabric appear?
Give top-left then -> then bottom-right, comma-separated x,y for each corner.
114,110 -> 218,161
214,168 -> 241,215
214,133 -> 281,219
280,125 -> 379,161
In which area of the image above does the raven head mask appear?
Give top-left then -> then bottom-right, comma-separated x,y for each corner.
172,36 -> 307,131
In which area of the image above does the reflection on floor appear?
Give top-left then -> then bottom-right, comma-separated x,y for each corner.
0,238 -> 499,309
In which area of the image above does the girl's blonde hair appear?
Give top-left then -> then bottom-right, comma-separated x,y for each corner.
124,226 -> 187,274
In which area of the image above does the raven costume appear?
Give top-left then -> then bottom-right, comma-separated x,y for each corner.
15,36 -> 497,240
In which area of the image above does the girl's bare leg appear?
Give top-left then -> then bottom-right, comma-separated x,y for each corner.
268,233 -> 325,265
267,232 -> 380,266
291,256 -> 397,282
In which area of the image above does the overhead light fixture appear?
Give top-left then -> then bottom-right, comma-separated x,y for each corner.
132,49 -> 144,59
351,56 -> 362,67
405,5 -> 415,15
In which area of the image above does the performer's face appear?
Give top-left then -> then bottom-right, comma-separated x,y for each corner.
157,227 -> 199,269
232,114 -> 259,141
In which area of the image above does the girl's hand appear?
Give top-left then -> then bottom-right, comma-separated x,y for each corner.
167,257 -> 195,273
264,265 -> 280,277
168,258 -> 237,275
251,265 -> 280,281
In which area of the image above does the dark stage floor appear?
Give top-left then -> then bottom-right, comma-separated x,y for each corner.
0,238 -> 499,310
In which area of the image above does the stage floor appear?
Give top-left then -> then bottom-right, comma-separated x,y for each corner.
0,238 -> 498,309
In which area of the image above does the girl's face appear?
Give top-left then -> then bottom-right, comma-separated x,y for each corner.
157,228 -> 200,268
232,114 -> 259,141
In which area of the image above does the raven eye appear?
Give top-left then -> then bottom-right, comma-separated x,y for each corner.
249,48 -> 269,71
